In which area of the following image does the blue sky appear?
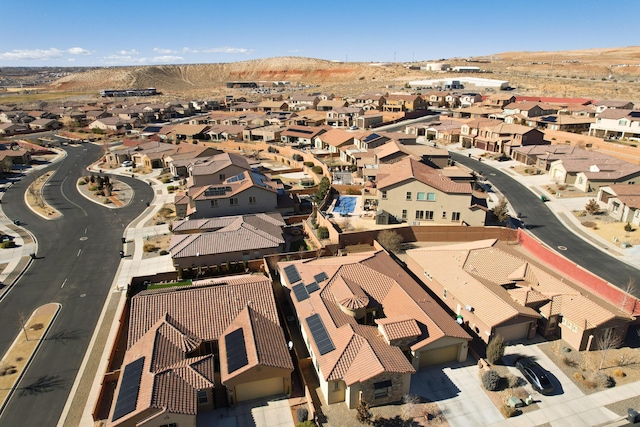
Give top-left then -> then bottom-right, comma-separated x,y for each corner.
0,0 -> 637,67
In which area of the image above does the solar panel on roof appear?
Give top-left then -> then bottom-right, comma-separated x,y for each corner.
306,314 -> 335,355
306,281 -> 320,294
284,264 -> 301,284
112,357 -> 145,421
314,272 -> 328,283
292,283 -> 309,302
225,328 -> 248,373
227,172 -> 245,183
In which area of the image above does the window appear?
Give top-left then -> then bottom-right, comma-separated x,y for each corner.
416,192 -> 426,201
415,210 -> 424,220
426,193 -> 436,201
197,390 -> 208,404
249,196 -> 257,204
373,380 -> 392,399
442,211 -> 447,219
425,211 -> 434,220
210,200 -> 218,207
219,173 -> 226,180
230,197 -> 238,206
443,288 -> 447,298
406,192 -> 412,201
619,120 -> 627,126
401,209 -> 407,219
452,212 -> 461,221
381,190 -> 387,200
334,381 -> 341,391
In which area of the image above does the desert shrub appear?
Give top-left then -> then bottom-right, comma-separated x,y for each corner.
78,179 -> 86,185
167,185 -> 176,192
625,223 -> 634,232
356,400 -> 372,424
585,199 -> 600,215
159,250 -> 168,256
296,421 -> 315,427
562,356 -> 578,368
486,335 -> 506,364
162,177 -> 171,184
376,229 -> 404,253
613,369 -> 626,377
574,372 -> 585,381
311,165 -> 323,174
505,373 -> 521,388
594,372 -> 615,388
345,187 -> 361,195
1,241 -> 15,249
95,190 -> 105,196
143,243 -> 158,252
88,185 -> 98,191
500,404 -> 518,418
583,380 -> 597,389
581,221 -> 596,228
317,226 -> 329,239
481,369 -> 501,391
304,161 -> 315,167
296,407 -> 309,423
103,198 -> 111,204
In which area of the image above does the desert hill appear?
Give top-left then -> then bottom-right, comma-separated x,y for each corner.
51,47 -> 640,100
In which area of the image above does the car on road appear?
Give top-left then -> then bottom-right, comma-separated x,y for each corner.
121,160 -> 133,167
0,234 -> 14,243
515,356 -> 554,395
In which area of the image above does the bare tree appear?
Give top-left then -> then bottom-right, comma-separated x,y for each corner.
596,329 -> 623,370
585,199 -> 600,215
493,197 -> 511,223
621,278 -> 636,312
18,311 -> 30,341
376,229 -> 404,253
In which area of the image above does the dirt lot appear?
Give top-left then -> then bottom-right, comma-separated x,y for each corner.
573,211 -> 640,248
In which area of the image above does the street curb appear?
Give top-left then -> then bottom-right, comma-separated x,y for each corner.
23,169 -> 63,220
0,302 -> 62,417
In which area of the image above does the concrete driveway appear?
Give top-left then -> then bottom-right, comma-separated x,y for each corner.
410,359 -> 503,427
197,395 -> 293,427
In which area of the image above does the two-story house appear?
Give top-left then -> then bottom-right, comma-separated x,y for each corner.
382,95 -> 428,112
375,157 -> 486,226
588,109 -> 640,140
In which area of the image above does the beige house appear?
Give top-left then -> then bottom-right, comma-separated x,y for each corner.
105,275 -> 293,427
169,213 -> 285,268
597,184 -> 640,226
406,239 -> 633,350
549,154 -> 640,192
375,158 -> 486,226
278,250 -> 470,409
184,152 -> 252,187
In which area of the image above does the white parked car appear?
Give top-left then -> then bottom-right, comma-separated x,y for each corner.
121,160 -> 133,167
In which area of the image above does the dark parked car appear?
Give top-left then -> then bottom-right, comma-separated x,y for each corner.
515,357 -> 554,395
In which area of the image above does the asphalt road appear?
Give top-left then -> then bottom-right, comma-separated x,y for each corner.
0,144 -> 153,426
450,152 -> 640,298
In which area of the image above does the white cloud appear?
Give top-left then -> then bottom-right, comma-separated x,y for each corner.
153,47 -> 177,54
101,55 -> 148,65
202,46 -> 252,54
0,48 -> 63,61
68,58 -> 76,62
118,49 -> 139,55
151,55 -> 184,63
68,47 -> 91,55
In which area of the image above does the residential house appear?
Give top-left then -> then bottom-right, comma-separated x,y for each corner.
510,144 -> 582,168
106,275 -> 293,427
594,100 -> 635,114
597,184 -> 640,226
168,124 -> 210,142
359,141 -> 449,182
316,99 -> 348,111
29,118 -> 61,131
484,93 -> 516,108
527,114 -> 595,132
375,157 -> 485,226
286,110 -> 327,127
351,93 -> 386,111
548,152 -> 640,192
406,239 -> 633,350
183,152 -> 253,187
288,95 -> 320,111
407,120 -> 462,144
242,125 -> 283,142
278,250 -> 471,409
588,109 -> 640,139
313,128 -> 355,156
451,105 -> 498,119
502,102 -> 559,120
459,93 -> 483,108
423,91 -> 450,107
205,124 -> 246,141
473,122 -> 546,154
170,213 -> 285,268
382,95 -> 427,113
355,113 -> 384,129
180,170 -> 289,218
459,118 -> 502,148
326,107 -> 363,127
257,100 -> 289,112
280,126 -> 328,147
89,117 -> 132,132
0,123 -> 29,136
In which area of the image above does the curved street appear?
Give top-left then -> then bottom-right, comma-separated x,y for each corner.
0,144 -> 153,426
450,151 -> 640,298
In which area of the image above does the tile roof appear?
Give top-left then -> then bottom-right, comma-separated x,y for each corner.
278,250 -> 470,385
605,184 -> 640,209
170,214 -> 284,258
316,128 -> 355,147
376,157 -> 472,194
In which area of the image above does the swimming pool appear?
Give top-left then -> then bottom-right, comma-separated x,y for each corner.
334,196 -> 357,214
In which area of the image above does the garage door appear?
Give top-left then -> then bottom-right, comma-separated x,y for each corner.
495,322 -> 530,343
419,345 -> 459,369
235,377 -> 284,402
